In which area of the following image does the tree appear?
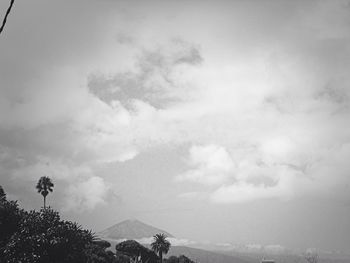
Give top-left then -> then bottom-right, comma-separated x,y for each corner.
0,185 -> 6,200
305,252 -> 319,263
165,255 -> 194,263
36,176 -> 54,209
0,187 -> 23,257
1,186 -> 117,263
116,240 -> 158,263
166,256 -> 179,263
2,208 -> 95,263
84,239 -> 119,263
151,233 -> 171,263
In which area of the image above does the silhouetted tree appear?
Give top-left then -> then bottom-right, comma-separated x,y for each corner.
1,185 -> 117,263
116,240 -> 159,263
85,239 -> 119,263
36,176 -> 54,209
165,255 -> 195,263
2,208 -> 94,263
151,233 -> 171,263
0,185 -> 6,200
166,255 -> 179,263
0,187 -> 23,258
305,252 -> 319,263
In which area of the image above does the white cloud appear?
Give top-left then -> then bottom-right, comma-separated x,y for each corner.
10,157 -> 110,211
1,0 -> 350,213
64,176 -> 110,212
175,145 -> 234,185
176,143 -> 317,204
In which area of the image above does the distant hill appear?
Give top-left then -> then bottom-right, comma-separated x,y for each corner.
106,242 -> 254,263
167,246 -> 254,263
99,219 -> 253,263
100,220 -> 350,263
98,219 -> 174,240
216,250 -> 350,263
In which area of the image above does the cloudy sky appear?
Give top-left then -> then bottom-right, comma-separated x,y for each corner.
1,0 -> 350,253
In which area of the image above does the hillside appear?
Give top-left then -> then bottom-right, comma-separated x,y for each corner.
106,241 -> 254,263
98,219 -> 174,240
167,246 -> 254,263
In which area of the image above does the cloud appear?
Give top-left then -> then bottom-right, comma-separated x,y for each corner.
175,145 -> 234,185
88,39 -> 203,107
1,0 -> 350,216
64,176 -> 110,212
210,180 -> 289,204
8,156 -> 111,211
176,141 -> 348,204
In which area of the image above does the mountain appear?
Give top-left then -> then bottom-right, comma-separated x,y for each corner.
99,219 -> 253,263
98,219 -> 174,240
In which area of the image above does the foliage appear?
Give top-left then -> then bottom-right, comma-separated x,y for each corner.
116,239 -> 159,263
165,255 -> 195,263
36,176 -> 54,208
305,252 -> 319,263
0,185 -> 118,263
115,250 -> 133,263
0,185 -> 5,200
2,208 -> 94,263
0,193 -> 23,257
151,233 -> 171,263
85,240 -> 119,263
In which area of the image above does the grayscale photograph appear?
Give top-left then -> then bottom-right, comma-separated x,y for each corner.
1,1 -> 350,263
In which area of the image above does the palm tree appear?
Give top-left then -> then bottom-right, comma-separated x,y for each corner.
36,176 -> 54,209
151,233 -> 171,263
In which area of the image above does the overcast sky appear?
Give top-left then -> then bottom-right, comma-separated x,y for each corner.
1,0 -> 350,254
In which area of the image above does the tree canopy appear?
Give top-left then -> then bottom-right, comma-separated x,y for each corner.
116,239 -> 159,263
36,176 -> 54,208
0,185 -> 118,263
151,233 -> 171,263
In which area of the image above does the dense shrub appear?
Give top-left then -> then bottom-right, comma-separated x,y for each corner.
0,189 -> 23,258
0,185 -> 117,263
165,255 -> 195,263
1,208 -> 94,263
85,240 -> 119,263
116,240 -> 159,263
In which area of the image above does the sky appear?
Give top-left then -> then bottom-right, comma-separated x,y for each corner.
1,0 -> 350,254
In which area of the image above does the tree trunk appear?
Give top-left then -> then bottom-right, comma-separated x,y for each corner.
160,252 -> 163,263
44,196 -> 46,209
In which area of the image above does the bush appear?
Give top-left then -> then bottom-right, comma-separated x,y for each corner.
116,240 -> 159,263
0,192 -> 23,259
165,255 -> 195,263
0,185 -> 118,263
2,208 -> 94,263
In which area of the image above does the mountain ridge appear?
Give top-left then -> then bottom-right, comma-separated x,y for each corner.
98,219 -> 174,240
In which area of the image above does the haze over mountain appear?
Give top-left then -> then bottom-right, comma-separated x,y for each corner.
99,219 -> 174,240
99,219 -> 350,263
168,246 -> 254,263
98,219 -> 254,263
